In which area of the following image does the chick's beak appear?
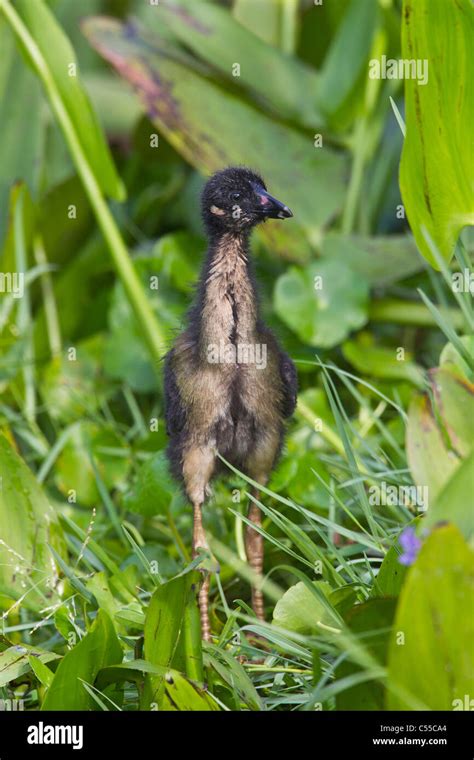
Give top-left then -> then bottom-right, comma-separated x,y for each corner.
253,185 -> 293,219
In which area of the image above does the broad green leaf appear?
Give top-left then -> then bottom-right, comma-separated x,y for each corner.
257,218 -> 313,263
114,603 -> 145,629
233,0 -> 283,48
204,646 -> 262,711
336,598 -> 396,710
373,535 -> 409,598
141,0 -> 322,127
0,434 -> 65,610
96,659 -> 217,711
28,655 -> 54,688
272,581 -> 333,635
86,572 -> 122,630
42,610 -> 123,710
107,565 -> 139,605
123,450 -> 184,517
54,606 -> 76,643
406,395 -> 461,503
399,0 -> 474,267
387,525 -> 474,709
440,336 -> 474,381
424,451 -> 474,541
96,659 -> 170,688
274,260 -> 369,348
54,0 -> 105,70
161,669 -> 217,711
431,368 -> 474,458
84,72 -> 142,136
142,574 -> 192,709
329,587 -> 359,619
13,0 -> 124,201
0,24 -> 42,247
0,643 -> 59,687
181,593 -> 204,684
321,233 -> 423,285
342,334 -> 424,387
83,16 -> 346,254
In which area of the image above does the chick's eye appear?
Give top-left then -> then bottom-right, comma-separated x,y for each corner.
231,192 -> 241,201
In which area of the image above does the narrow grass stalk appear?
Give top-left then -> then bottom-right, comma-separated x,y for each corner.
122,386 -> 148,438
14,189 -> 36,423
318,362 -> 382,540
280,0 -> 298,55
59,514 -> 136,588
167,509 -> 190,562
33,234 -> 62,357
90,454 -> 125,544
342,30 -> 385,233
369,298 -> 465,329
296,398 -> 345,457
389,95 -> 406,137
421,226 -> 474,332
37,427 -> 73,483
296,359 -> 408,418
219,453 -> 385,554
417,290 -> 472,369
122,524 -> 160,585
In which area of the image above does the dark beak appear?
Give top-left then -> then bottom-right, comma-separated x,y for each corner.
253,185 -> 293,220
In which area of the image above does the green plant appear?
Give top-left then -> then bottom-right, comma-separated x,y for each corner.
0,0 -> 472,714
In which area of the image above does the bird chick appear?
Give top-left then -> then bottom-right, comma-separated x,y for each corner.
164,167 -> 297,640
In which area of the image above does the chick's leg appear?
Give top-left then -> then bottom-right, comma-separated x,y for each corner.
245,429 -> 281,622
245,496 -> 265,621
192,501 -> 211,642
183,445 -> 215,642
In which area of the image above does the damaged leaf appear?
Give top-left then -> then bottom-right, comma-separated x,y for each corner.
82,16 -> 346,257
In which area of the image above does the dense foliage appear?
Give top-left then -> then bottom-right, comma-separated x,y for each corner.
0,0 -> 472,711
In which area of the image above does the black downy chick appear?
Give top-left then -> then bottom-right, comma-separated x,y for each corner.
164,167 -> 297,640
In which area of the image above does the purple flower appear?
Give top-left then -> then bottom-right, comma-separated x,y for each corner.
398,527 -> 422,566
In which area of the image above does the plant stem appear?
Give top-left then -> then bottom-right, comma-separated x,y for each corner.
296,399 -> 346,457
234,502 -> 247,563
167,510 -> 190,562
14,188 -> 36,423
34,234 -> 62,357
280,0 -> 298,55
370,298 -> 465,330
342,117 -> 367,234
